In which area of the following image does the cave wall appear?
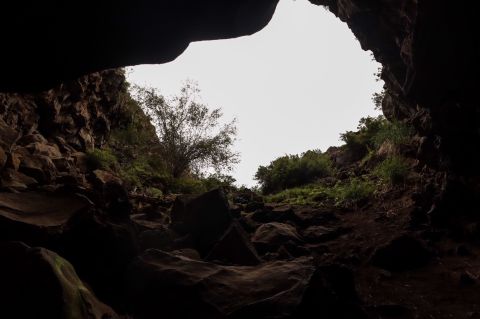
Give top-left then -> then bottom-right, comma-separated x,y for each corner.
310,0 -> 480,219
0,0 -> 279,92
310,0 -> 480,175
0,69 -> 126,191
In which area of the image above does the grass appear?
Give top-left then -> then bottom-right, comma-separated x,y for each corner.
373,121 -> 413,148
331,178 -> 375,207
374,155 -> 410,186
265,177 -> 375,208
86,148 -> 118,170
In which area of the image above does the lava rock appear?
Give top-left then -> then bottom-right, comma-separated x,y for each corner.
302,225 -> 352,243
126,249 -> 316,319
370,235 -> 432,271
0,241 -> 118,319
206,221 -> 261,266
0,191 -> 91,245
171,188 -> 232,255
252,222 -> 303,254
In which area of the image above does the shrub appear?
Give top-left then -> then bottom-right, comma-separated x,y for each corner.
255,150 -> 332,194
372,121 -> 413,148
145,187 -> 163,198
201,173 -> 236,191
340,116 -> 386,158
169,177 -> 207,194
119,155 -> 168,189
331,178 -> 375,207
374,156 -> 409,185
86,149 -> 118,170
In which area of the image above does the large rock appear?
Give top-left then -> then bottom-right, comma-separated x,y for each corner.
171,188 -> 233,255
127,249 -> 316,319
59,212 -> 138,310
252,222 -> 304,254
0,191 -> 91,244
370,235 -> 432,271
0,241 -> 118,319
205,221 -> 261,266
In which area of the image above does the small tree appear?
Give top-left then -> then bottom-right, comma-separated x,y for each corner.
133,81 -> 239,178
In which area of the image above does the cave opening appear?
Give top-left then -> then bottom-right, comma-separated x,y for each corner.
1,0 -> 480,318
126,0 -> 384,187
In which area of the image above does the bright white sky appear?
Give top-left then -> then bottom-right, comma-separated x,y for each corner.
127,0 -> 383,186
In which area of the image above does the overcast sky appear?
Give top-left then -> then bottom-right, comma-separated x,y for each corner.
127,0 -> 383,186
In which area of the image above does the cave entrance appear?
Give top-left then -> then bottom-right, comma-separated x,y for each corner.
126,0 -> 383,188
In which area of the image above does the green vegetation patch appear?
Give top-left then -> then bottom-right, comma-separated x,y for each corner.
255,150 -> 333,194
85,148 -> 118,170
374,155 -> 410,186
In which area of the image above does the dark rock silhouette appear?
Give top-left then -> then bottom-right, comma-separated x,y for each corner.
0,241 -> 119,319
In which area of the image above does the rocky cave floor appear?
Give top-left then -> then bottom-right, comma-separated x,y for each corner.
3,172 -> 480,318
126,182 -> 480,319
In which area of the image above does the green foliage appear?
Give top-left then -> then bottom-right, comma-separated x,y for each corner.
169,177 -> 207,194
372,121 -> 414,148
331,178 -> 375,207
340,115 -> 413,160
145,187 -> 163,198
374,155 -> 409,185
264,177 -> 375,208
201,173 -> 236,191
265,184 -> 332,206
86,149 -> 118,170
132,80 -> 239,178
119,155 -> 168,189
255,150 -> 333,194
340,115 -> 386,154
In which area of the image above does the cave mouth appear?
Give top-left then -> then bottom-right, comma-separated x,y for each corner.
126,0 -> 384,187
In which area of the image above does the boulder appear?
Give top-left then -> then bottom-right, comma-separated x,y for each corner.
0,241 -> 118,319
0,117 -> 19,151
91,170 -> 131,218
293,207 -> 338,227
60,212 -> 138,311
0,168 -> 38,190
0,146 -> 6,168
250,205 -> 298,224
206,221 -> 261,266
138,228 -> 178,251
127,249 -> 316,319
171,188 -> 232,255
0,191 -> 91,244
302,225 -> 352,244
370,235 -> 432,271
251,222 -> 304,254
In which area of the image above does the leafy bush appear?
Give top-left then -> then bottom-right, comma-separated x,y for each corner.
372,121 -> 413,148
120,156 -> 168,189
201,173 -> 236,191
340,116 -> 386,158
331,178 -> 375,207
145,187 -> 163,198
374,155 -> 409,185
255,150 -> 332,194
169,177 -> 207,194
86,149 -> 118,170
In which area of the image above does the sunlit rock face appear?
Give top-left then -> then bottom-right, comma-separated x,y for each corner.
0,0 -> 279,92
311,0 -> 480,218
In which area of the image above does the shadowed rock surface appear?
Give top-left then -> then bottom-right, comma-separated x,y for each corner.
127,249 -> 313,319
0,241 -> 119,319
0,0 -> 280,92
